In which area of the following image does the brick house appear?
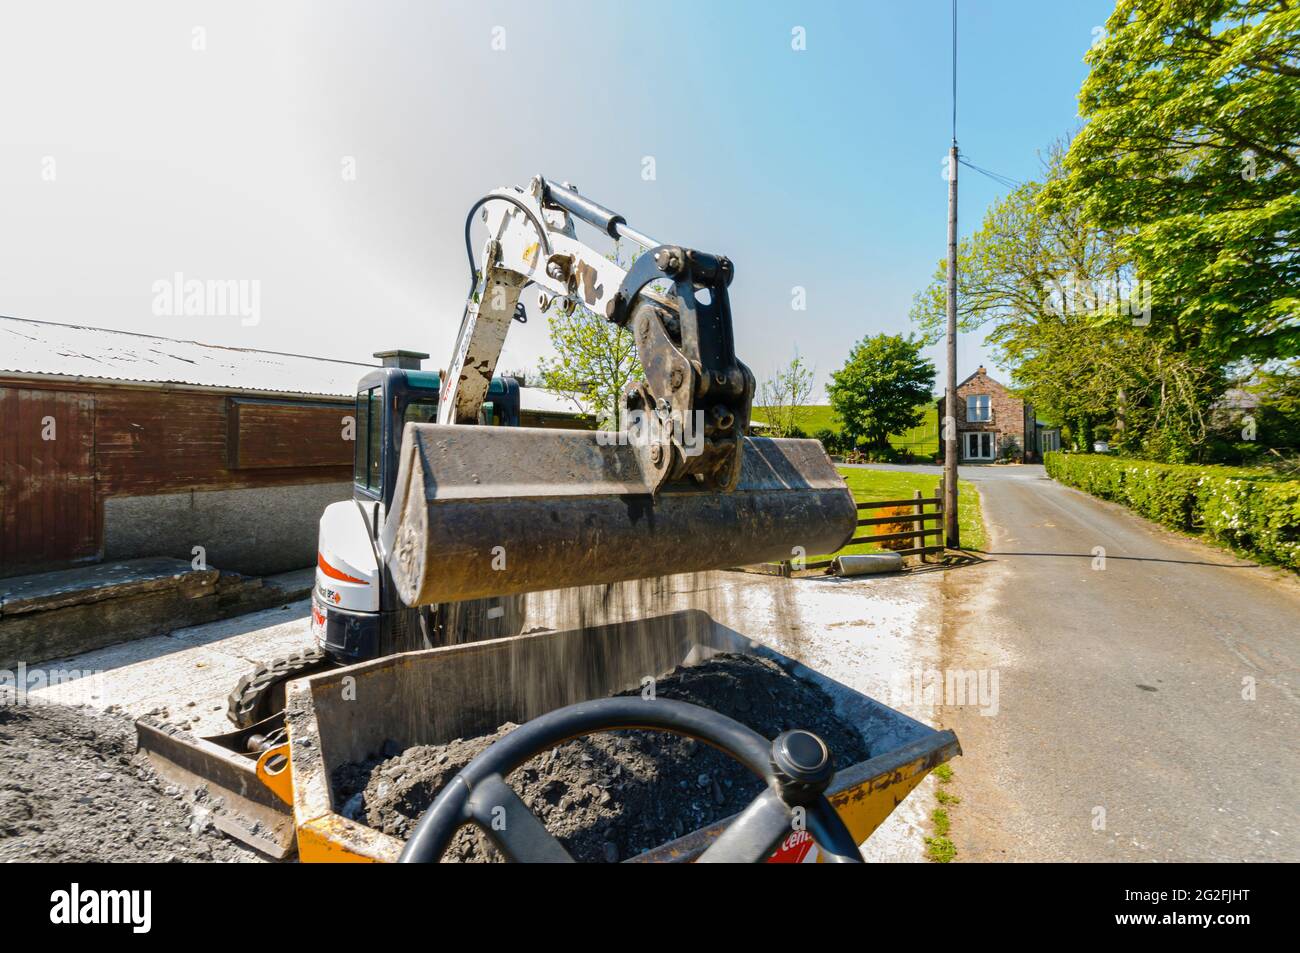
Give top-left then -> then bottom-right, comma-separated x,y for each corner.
937,366 -> 1056,463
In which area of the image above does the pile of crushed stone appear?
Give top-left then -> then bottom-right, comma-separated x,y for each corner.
0,702 -> 256,862
333,653 -> 869,863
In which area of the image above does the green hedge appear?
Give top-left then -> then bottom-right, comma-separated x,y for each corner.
1045,453 -> 1300,571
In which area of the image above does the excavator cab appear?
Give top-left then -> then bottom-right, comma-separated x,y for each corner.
352,355 -> 520,510
225,359 -> 522,729
311,357 -> 522,667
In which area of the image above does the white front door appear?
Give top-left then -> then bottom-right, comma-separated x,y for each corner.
964,432 -> 994,461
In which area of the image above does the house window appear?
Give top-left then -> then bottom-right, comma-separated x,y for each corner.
966,394 -> 991,422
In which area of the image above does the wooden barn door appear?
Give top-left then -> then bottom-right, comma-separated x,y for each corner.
0,388 -> 98,576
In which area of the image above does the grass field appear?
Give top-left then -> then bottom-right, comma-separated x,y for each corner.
887,406 -> 940,457
751,403 -> 940,457
749,404 -> 840,434
805,466 -> 986,563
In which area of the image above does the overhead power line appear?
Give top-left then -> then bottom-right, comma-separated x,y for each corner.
951,0 -> 957,144
957,157 -> 1022,190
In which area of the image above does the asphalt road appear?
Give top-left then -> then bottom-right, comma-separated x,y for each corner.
867,464 -> 1299,861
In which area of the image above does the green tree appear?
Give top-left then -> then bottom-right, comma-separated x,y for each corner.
827,334 -> 935,450
537,302 -> 642,428
538,247 -> 652,427
912,149 -> 1122,447
1249,358 -> 1300,452
911,144 -> 1228,461
1048,0 -> 1300,364
756,353 -> 815,437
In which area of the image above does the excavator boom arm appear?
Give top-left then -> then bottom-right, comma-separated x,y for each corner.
436,176 -> 754,492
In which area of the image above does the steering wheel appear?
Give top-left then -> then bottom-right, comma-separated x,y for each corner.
397,696 -> 864,863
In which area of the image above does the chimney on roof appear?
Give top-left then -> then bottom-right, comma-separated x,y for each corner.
977,364 -> 986,374
373,349 -> 429,370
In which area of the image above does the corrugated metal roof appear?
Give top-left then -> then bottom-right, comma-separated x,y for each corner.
0,315 -> 370,397
0,315 -> 589,415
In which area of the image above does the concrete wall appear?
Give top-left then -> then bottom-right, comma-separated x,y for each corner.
104,482 -> 351,575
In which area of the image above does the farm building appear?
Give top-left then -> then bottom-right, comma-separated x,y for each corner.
0,316 -> 589,579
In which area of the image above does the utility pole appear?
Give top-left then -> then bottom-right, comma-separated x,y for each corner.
943,143 -> 959,549
943,1 -> 960,549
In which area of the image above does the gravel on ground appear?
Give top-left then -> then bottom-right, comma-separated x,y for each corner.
0,701 -> 257,862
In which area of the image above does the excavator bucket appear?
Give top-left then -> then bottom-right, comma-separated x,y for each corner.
382,424 -> 857,606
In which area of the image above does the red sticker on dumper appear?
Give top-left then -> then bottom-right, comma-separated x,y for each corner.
768,829 -> 819,864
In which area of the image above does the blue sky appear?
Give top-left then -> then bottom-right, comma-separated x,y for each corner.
0,0 -> 1116,399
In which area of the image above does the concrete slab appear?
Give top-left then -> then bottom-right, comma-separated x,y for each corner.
29,599 -> 315,737
0,557 -> 212,616
166,601 -> 312,660
263,567 -> 315,597
0,557 -> 314,669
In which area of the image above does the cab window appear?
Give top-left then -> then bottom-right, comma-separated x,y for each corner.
353,389 -> 369,487
400,397 -> 499,426
366,389 -> 382,491
353,386 -> 383,494
402,397 -> 439,426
